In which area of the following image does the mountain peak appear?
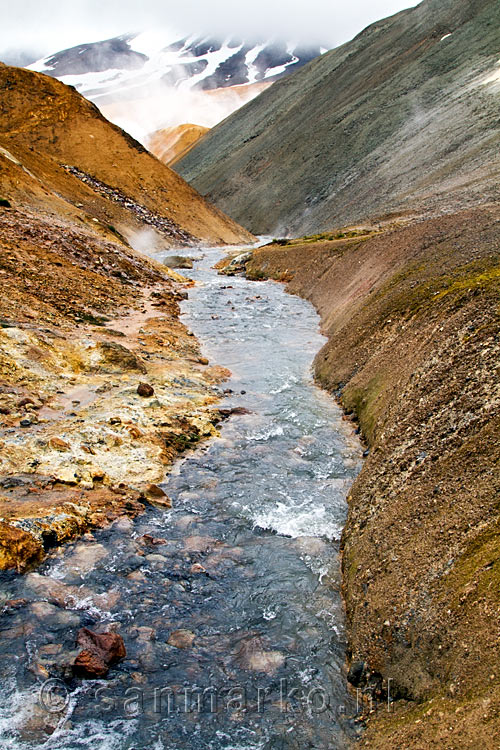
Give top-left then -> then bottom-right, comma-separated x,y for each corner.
29,33 -> 326,142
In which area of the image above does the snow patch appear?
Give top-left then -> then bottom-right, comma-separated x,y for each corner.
245,43 -> 267,84
129,30 -> 178,57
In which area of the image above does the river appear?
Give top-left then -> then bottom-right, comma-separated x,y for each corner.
0,245 -> 362,750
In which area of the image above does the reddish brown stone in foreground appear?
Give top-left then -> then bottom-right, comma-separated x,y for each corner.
142,534 -> 166,546
74,649 -> 109,679
73,627 -> 126,679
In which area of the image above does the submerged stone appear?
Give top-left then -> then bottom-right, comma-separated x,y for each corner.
167,629 -> 195,649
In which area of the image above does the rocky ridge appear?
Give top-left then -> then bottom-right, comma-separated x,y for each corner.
0,63 -> 253,249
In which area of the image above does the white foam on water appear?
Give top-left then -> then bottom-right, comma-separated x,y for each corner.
246,424 -> 284,441
262,606 -> 277,621
45,720 -> 138,750
0,674 -> 136,750
251,501 -> 343,540
0,677 -> 40,747
212,730 -> 265,750
67,595 -> 110,621
269,375 -> 298,394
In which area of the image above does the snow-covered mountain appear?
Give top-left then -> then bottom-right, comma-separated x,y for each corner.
29,33 -> 325,144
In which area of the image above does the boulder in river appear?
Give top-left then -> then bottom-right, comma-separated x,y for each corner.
218,407 -> 252,419
163,255 -> 195,269
235,636 -> 285,674
143,484 -> 172,509
73,627 -> 126,679
141,533 -> 167,546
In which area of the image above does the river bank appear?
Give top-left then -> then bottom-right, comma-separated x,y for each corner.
0,206 -> 231,572
245,205 -> 500,748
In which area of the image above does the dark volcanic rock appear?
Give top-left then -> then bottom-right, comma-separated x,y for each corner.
218,407 -> 252,419
42,36 -> 147,77
348,660 -> 367,687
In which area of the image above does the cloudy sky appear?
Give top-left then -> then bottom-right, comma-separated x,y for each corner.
1,0 -> 417,65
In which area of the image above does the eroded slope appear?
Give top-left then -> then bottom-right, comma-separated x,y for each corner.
176,0 -> 500,236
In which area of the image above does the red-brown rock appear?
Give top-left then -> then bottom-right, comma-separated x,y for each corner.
142,484 -> 173,509
146,483 -> 166,498
142,534 -> 166,546
0,522 -> 43,572
73,627 -> 126,679
137,383 -> 154,397
49,437 -> 71,452
168,629 -> 195,649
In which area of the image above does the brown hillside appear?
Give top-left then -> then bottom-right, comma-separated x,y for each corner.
0,64 -> 253,248
147,124 -> 210,168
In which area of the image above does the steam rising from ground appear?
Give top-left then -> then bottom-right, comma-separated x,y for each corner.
126,227 -> 166,257
100,80 -> 270,143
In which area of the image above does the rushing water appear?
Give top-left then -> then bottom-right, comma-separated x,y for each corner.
0,246 -> 362,750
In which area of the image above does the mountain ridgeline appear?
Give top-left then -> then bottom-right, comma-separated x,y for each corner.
32,35 -> 323,96
176,0 -> 500,236
29,35 -> 324,144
